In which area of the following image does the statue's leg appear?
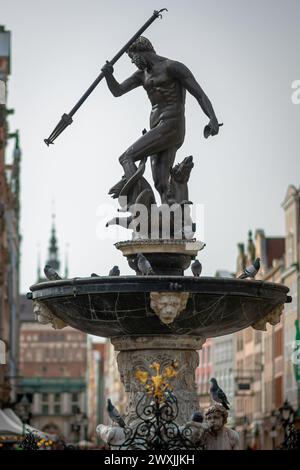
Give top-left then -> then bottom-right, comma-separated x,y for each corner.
118,126 -> 174,180
151,147 -> 178,204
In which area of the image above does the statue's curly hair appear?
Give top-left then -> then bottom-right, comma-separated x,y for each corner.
205,404 -> 228,424
127,36 -> 155,56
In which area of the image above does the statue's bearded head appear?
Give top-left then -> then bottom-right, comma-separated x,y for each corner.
127,36 -> 156,71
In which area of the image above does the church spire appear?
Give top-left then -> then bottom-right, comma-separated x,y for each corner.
46,212 -> 60,272
36,243 -> 42,282
247,230 -> 256,263
64,243 -> 69,278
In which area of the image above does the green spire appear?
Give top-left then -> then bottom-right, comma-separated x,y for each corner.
46,213 -> 60,272
64,243 -> 69,278
36,244 -> 41,282
247,230 -> 255,262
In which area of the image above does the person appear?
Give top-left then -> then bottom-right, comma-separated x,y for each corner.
102,37 -> 220,204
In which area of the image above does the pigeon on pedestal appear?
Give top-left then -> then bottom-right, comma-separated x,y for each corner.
137,253 -> 154,275
107,399 -> 125,428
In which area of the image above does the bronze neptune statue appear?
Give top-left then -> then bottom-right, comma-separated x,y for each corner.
102,36 -> 220,206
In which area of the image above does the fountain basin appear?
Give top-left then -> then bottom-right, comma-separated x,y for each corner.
29,276 -> 290,338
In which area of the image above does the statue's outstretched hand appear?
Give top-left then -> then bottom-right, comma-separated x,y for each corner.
101,61 -> 114,76
204,118 -> 220,138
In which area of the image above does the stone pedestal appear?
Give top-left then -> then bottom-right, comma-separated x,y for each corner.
111,335 -> 206,426
115,239 -> 205,275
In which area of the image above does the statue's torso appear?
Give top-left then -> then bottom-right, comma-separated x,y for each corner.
205,427 -> 240,450
142,58 -> 186,129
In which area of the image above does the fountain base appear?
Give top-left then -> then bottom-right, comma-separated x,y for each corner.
112,335 -> 205,425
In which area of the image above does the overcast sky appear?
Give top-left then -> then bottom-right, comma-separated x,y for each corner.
1,0 -> 299,292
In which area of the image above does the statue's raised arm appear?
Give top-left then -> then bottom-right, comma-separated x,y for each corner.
101,63 -> 143,97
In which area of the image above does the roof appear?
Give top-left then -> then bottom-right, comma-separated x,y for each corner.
20,377 -> 86,393
265,238 -> 285,268
282,185 -> 300,208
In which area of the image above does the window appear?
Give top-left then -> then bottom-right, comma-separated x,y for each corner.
237,333 -> 244,351
274,329 -> 283,358
245,328 -> 253,343
207,346 -> 211,364
245,355 -> 253,371
286,232 -> 294,267
45,347 -> 50,360
254,331 -> 261,345
41,393 -> 49,414
71,393 -> 80,414
275,376 -> 283,408
255,391 -> 261,413
25,351 -> 32,361
36,349 -> 42,362
54,393 -> 61,414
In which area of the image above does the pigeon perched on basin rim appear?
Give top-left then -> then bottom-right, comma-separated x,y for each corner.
238,257 -> 260,279
209,377 -> 230,410
44,264 -> 61,281
109,266 -> 120,276
191,259 -> 202,277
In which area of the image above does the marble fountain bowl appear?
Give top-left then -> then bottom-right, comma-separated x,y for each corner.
29,276 -> 291,339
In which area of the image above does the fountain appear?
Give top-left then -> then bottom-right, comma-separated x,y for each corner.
29,11 -> 291,450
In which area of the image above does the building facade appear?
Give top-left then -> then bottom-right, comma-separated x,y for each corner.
195,339 -> 213,411
234,230 -> 285,448
212,270 -> 236,426
18,217 -> 87,440
231,190 -> 300,449
103,341 -> 127,422
86,336 -> 108,440
0,25 -> 21,408
281,186 -> 300,411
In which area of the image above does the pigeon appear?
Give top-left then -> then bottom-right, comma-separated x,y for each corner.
191,259 -> 202,277
107,399 -> 125,428
209,378 -> 230,410
91,273 -> 100,277
238,257 -> 260,279
137,253 -> 154,275
109,266 -> 120,276
191,411 -> 204,423
44,264 -> 61,281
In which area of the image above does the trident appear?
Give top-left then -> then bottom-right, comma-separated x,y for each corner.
44,9 -> 167,146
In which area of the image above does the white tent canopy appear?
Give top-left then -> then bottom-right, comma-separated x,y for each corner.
3,408 -> 23,427
0,408 -> 58,441
0,409 -> 23,435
